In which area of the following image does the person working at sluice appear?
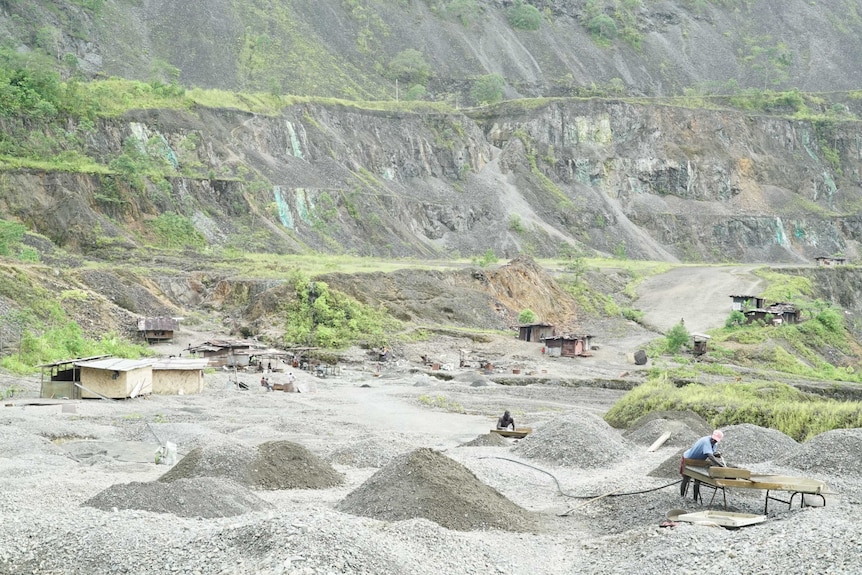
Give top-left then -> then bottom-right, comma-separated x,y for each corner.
496,410 -> 515,431
680,429 -> 725,496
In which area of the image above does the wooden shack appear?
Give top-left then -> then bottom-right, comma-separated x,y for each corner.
542,334 -> 593,358
691,332 -> 711,356
815,256 -> 846,267
518,323 -> 555,343
137,317 -> 180,344
730,295 -> 765,312
151,358 -> 208,395
745,302 -> 799,325
188,339 -> 258,367
74,358 -> 154,399
38,354 -> 111,399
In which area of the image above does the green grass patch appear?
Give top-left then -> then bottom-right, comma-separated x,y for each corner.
604,375 -> 862,441
418,394 -> 466,414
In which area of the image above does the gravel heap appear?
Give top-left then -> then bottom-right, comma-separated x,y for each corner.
327,436 -> 415,468
159,440 -> 344,489
648,448 -> 687,478
84,477 -> 272,518
130,422 -> 232,452
336,447 -> 539,532
774,428 -> 862,477
0,425 -> 68,458
719,423 -> 798,465
513,409 -> 631,468
458,432 -> 510,447
623,410 -> 712,448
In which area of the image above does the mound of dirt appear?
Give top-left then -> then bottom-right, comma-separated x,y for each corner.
773,428 -> 862,477
336,448 -> 539,532
0,426 -> 68,458
513,410 -> 631,469
719,423 -> 798,465
159,440 -> 344,489
648,448 -> 687,478
327,436 -> 415,468
84,477 -> 271,518
624,410 -> 712,443
622,418 -> 701,449
459,433 -> 510,447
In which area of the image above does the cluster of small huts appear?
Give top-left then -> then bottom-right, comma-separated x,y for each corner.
38,315 -> 297,400
516,323 -> 594,358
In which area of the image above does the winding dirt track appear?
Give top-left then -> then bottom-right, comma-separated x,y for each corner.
634,266 -> 767,335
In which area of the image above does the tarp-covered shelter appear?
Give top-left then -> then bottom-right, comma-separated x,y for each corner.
152,358 -> 208,394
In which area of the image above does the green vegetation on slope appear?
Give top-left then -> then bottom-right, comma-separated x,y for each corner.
605,375 -> 862,441
280,270 -> 401,349
0,264 -> 149,374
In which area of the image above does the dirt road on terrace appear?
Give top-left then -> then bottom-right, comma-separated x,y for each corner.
633,265 -> 767,335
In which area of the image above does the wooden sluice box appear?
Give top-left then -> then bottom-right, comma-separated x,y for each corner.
490,427 -> 532,439
681,458 -> 829,513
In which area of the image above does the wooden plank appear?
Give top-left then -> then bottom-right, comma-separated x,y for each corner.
647,431 -> 672,452
709,466 -> 751,480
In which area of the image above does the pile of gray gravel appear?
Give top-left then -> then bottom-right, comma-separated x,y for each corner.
774,428 -> 862,477
719,423 -> 798,465
336,447 -> 539,532
623,410 -> 712,448
459,432 -> 510,447
84,477 -> 272,518
327,436 -> 415,468
159,440 -> 344,489
513,409 -> 631,468
0,425 -> 68,458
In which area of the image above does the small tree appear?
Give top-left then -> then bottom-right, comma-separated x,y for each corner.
508,0 -> 542,31
445,0 -> 480,26
518,309 -> 537,324
725,310 -> 746,329
470,74 -> 505,105
587,14 -> 617,40
388,49 -> 431,85
404,84 -> 427,101
665,322 -> 689,354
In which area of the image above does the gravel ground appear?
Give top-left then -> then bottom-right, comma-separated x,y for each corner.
1,335 -> 861,574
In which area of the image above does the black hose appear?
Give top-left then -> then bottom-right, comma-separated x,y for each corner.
478,455 -> 681,499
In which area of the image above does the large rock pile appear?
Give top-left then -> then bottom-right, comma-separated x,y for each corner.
336,448 -> 539,532
459,433 -> 510,447
623,410 -> 712,448
85,477 -> 272,518
327,436 -> 415,468
774,428 -> 862,477
159,440 -> 344,489
513,409 -> 631,468
719,423 -> 798,465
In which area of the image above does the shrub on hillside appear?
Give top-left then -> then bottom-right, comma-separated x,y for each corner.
507,0 -> 542,31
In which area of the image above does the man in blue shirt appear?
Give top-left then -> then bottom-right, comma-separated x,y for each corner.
680,430 -> 725,497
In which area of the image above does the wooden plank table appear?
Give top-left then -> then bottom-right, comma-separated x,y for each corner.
681,459 -> 828,513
